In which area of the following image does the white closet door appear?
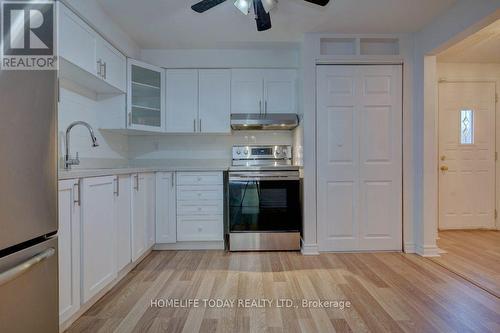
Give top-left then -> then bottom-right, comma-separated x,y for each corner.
316,65 -> 402,251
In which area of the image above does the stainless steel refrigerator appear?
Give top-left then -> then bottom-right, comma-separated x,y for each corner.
0,69 -> 58,332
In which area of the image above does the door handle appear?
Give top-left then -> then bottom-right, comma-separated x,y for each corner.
440,165 -> 449,171
0,248 -> 55,287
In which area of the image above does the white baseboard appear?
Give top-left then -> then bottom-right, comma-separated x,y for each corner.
301,240 -> 319,255
403,243 -> 416,253
439,226 -> 497,230
416,244 -> 440,257
154,241 -> 224,250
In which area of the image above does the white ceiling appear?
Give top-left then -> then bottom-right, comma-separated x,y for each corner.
438,20 -> 500,64
96,0 -> 456,49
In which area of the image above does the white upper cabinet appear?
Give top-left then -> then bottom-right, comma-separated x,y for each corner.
263,69 -> 297,114
128,59 -> 166,132
231,69 -> 264,114
59,4 -> 96,76
80,176 -> 117,303
231,69 -> 297,115
166,69 -> 231,133
58,3 -> 126,94
166,69 -> 199,133
199,69 -> 231,133
96,39 -> 127,92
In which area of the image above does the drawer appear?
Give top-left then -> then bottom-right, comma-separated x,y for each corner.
177,201 -> 223,215
177,216 -> 223,241
176,172 -> 223,186
177,186 -> 223,201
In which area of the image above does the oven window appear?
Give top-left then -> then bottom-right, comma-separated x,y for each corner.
229,180 -> 301,232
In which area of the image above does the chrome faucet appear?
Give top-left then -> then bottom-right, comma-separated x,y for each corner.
64,121 -> 99,170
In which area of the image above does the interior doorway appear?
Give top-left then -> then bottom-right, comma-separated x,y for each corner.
432,19 -> 500,298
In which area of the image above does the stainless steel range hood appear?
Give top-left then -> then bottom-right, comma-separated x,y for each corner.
231,113 -> 299,130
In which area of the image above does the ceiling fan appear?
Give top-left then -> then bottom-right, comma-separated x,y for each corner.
191,0 -> 330,31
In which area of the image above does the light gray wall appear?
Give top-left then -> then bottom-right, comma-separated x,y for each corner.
140,48 -> 300,68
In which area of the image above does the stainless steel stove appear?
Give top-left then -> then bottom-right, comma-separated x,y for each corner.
227,145 -> 301,251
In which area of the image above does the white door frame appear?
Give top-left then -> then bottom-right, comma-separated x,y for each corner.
315,63 -> 405,252
437,80 -> 497,230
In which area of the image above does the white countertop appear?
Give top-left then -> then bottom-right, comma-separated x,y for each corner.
58,160 -> 231,180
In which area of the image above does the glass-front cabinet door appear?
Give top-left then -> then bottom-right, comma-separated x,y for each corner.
127,59 -> 165,131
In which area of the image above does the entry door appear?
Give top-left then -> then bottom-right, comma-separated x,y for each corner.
317,65 -> 403,251
438,82 -> 496,229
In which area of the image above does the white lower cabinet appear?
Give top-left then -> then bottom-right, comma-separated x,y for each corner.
115,175 -> 132,271
131,173 -> 156,261
156,172 -> 177,244
80,176 -> 117,303
58,179 -> 81,323
176,172 -> 224,242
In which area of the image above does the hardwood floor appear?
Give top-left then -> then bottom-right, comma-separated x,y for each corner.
433,230 -> 500,297
67,251 -> 500,333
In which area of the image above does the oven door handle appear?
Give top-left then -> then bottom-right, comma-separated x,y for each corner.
229,176 -> 300,181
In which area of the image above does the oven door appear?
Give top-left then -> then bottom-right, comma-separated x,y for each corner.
229,172 -> 301,233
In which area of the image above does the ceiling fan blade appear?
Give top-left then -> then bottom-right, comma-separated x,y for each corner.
303,0 -> 330,6
253,0 -> 272,31
191,0 -> 227,13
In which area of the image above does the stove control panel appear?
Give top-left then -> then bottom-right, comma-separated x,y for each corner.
232,145 -> 292,160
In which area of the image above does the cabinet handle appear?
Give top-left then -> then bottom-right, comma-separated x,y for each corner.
74,179 -> 81,206
199,119 -> 202,132
102,61 -> 108,80
114,177 -> 119,196
96,59 -> 102,77
103,62 -> 107,80
134,174 -> 139,191
193,119 -> 196,132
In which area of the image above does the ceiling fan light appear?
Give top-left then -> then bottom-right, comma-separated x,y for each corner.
234,0 -> 251,15
261,0 -> 277,13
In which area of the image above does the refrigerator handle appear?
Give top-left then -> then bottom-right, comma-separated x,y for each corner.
0,248 -> 55,287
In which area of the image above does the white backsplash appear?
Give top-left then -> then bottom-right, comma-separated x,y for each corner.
128,131 -> 294,161
58,85 -> 129,169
